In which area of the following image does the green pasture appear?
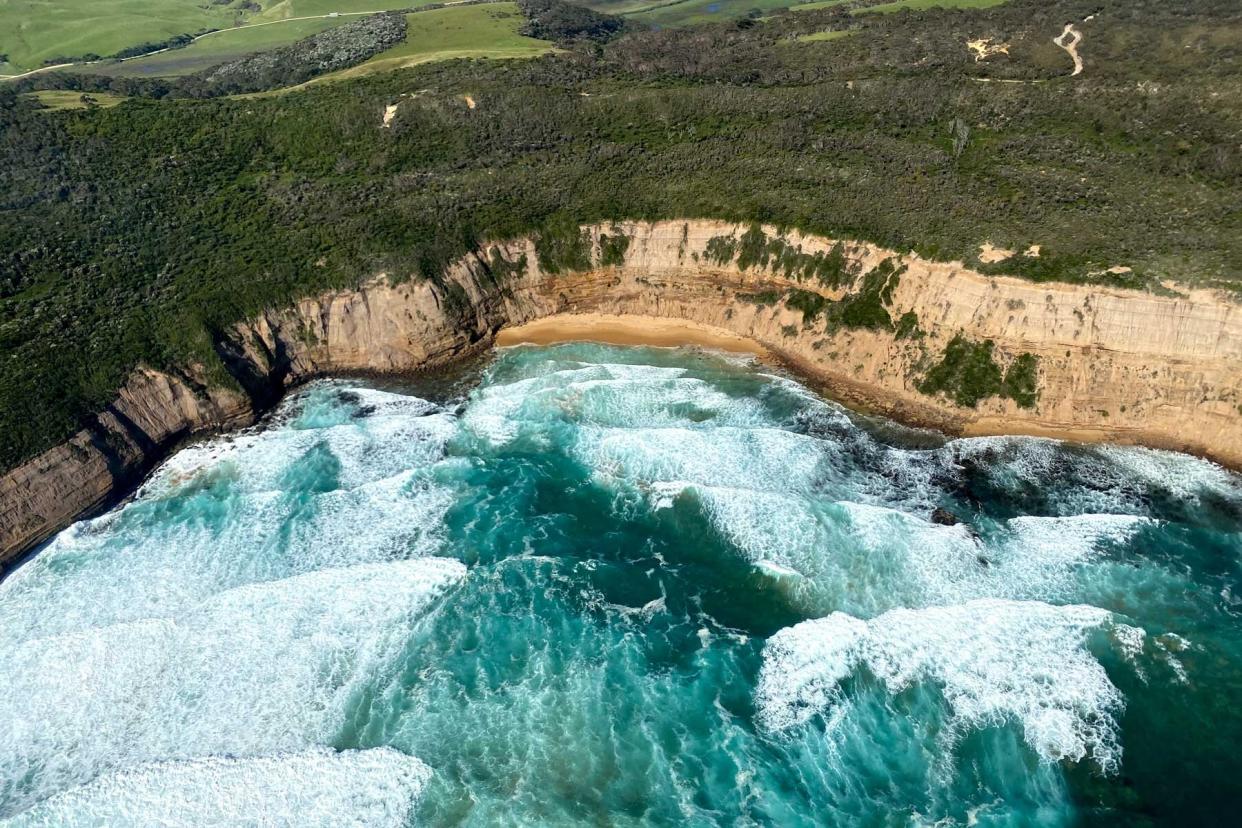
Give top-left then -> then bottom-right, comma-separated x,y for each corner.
21,89 -> 128,108
97,16 -> 349,78
625,0 -> 794,28
0,0 -> 239,75
0,0 -> 430,76
857,0 -> 1009,14
574,0 -> 667,14
250,0 -> 423,22
788,0 -> 853,11
291,3 -> 554,87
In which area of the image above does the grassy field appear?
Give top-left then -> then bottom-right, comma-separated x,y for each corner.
788,0 -> 854,11
281,4 -> 555,88
251,0 -> 421,21
0,0 -> 241,75
21,89 -> 128,109
0,0 -> 430,76
626,0 -> 796,28
96,16 -> 351,78
575,0 -> 668,14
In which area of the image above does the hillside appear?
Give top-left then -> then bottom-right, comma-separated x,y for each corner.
1,0 -> 1240,472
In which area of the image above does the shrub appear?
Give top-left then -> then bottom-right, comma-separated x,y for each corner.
919,335 -> 1039,409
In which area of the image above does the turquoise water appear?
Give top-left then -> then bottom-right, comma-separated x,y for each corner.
1,343 -> 1241,826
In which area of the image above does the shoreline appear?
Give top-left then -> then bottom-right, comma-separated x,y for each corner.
5,219 -> 1239,568
496,312 -> 1238,466
4,311 -> 1236,578
496,314 -> 769,357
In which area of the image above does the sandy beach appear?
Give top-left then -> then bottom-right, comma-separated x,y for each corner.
497,314 -> 769,356
496,311 -> 1228,464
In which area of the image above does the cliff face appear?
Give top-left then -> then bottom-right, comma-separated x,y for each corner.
0,368 -> 252,568
4,220 -> 1240,566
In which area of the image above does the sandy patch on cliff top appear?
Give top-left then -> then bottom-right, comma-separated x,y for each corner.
979,243 -> 1015,264
497,314 -> 768,356
967,38 -> 1010,62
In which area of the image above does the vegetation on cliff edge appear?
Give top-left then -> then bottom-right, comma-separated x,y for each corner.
0,0 -> 1238,469
918,335 -> 1039,409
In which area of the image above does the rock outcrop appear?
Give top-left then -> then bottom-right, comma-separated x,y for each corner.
4,219 -> 1240,566
0,368 -> 251,569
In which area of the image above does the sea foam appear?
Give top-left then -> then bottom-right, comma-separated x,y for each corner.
2,748 -> 430,828
757,599 -> 1141,772
0,558 -> 465,815
461,361 -> 770,447
0,386 -> 458,644
666,479 -> 1150,614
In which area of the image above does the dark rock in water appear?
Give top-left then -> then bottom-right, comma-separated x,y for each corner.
931,506 -> 984,545
976,555 -> 991,568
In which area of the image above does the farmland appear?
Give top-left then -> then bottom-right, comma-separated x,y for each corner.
0,0 -> 435,76
282,4 -> 555,87
97,16 -> 351,78
0,0 -> 241,75
20,89 -> 128,109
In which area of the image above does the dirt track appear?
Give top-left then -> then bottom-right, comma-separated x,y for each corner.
1054,23 -> 1084,76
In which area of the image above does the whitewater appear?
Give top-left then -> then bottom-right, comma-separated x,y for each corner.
1,342 -> 1239,826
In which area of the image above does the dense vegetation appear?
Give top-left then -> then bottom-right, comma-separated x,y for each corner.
518,0 -> 627,46
918,335 -> 1039,409
720,227 -> 902,331
1,0 -> 1240,469
705,225 -> 855,288
196,13 -> 409,94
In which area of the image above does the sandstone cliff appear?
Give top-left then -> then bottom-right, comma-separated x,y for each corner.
3,220 -> 1239,566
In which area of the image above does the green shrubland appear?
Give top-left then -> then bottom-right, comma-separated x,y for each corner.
1,0 -> 1238,468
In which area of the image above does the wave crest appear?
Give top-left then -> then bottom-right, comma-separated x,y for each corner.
757,599 -> 1143,772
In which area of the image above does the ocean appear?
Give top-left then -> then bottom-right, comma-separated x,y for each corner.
1,342 -> 1239,826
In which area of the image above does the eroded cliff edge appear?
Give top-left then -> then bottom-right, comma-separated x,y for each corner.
3,219 -> 1240,566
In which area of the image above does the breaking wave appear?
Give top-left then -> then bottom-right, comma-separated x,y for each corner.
3,749 -> 429,828
0,558 -> 463,814
756,599 -> 1141,771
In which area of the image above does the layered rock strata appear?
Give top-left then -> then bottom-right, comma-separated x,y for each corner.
4,220 -> 1239,565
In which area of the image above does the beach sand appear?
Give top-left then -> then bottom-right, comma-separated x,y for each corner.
497,314 -> 769,357
498,313 -> 1204,462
